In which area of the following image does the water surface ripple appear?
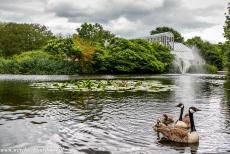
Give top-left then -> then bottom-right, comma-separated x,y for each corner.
0,74 -> 229,154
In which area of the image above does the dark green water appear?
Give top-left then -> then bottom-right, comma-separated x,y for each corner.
0,74 -> 230,154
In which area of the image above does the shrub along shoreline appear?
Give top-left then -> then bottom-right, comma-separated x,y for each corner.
0,51 -> 80,75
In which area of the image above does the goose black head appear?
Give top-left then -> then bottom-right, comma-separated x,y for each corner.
155,119 -> 161,127
189,107 -> 201,114
176,103 -> 184,108
163,114 -> 168,119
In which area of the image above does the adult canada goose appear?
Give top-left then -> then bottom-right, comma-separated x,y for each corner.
154,107 -> 201,143
175,103 -> 190,129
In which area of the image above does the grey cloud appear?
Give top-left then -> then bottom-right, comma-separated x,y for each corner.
0,0 -> 47,23
142,0 -> 216,30
45,0 -> 222,31
0,0 -> 227,42
45,0 -> 155,23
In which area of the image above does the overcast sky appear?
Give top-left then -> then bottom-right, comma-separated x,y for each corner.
0,0 -> 227,43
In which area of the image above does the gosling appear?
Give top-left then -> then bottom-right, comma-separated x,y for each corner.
161,114 -> 174,126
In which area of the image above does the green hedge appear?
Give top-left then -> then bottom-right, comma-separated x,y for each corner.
0,51 -> 80,75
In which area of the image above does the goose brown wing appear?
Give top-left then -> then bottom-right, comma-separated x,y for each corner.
168,128 -> 188,142
156,125 -> 189,143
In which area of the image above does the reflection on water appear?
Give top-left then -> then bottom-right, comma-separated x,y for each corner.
0,74 -> 229,154
158,139 -> 199,154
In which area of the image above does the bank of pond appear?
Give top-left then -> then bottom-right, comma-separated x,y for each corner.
0,50 -> 220,75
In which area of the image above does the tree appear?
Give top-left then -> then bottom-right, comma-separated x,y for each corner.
224,3 -> 230,70
224,3 -> 230,41
92,38 -> 173,73
0,22 -> 54,56
76,23 -> 115,47
45,38 -> 82,61
186,37 -> 223,70
150,26 -> 184,43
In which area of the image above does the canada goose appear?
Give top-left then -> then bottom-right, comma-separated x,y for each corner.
161,114 -> 174,126
175,103 -> 190,129
154,107 -> 201,143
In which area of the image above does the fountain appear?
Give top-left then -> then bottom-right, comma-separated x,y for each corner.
171,43 -> 205,74
142,32 -> 205,74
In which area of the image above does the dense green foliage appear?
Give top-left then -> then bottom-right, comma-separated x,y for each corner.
224,3 -> 230,72
0,51 -> 80,74
76,23 -> 115,47
150,26 -> 184,43
45,38 -> 82,61
0,23 -> 54,57
186,37 -> 224,70
224,3 -> 230,41
92,38 -> 174,74
0,21 -> 226,75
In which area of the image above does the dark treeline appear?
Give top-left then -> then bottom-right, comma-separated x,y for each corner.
0,8 -> 229,75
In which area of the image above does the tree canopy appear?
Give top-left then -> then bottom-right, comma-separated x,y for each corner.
76,23 -> 115,47
0,23 -> 54,57
92,38 -> 174,74
224,3 -> 230,71
186,36 -> 223,70
150,26 -> 184,43
224,3 -> 230,42
44,38 -> 82,61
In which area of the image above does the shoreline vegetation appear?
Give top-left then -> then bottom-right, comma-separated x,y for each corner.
0,21 -> 229,75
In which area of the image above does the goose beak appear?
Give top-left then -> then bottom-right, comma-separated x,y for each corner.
196,108 -> 201,111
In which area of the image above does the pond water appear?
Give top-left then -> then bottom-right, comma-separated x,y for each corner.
0,74 -> 229,154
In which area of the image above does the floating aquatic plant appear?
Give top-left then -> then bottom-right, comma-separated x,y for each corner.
30,80 -> 175,93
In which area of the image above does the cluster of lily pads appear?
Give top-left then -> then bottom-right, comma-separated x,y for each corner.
30,80 -> 175,92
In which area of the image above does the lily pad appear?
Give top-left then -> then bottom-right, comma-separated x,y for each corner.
30,80 -> 175,93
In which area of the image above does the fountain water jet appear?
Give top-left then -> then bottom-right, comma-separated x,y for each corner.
141,32 -> 205,74
171,43 -> 205,74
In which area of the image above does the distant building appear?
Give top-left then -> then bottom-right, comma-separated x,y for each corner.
141,32 -> 174,50
141,32 -> 205,73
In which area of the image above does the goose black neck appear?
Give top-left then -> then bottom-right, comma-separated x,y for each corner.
179,106 -> 184,121
189,111 -> 196,132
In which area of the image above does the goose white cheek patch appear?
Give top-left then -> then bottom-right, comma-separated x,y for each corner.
189,109 -> 195,113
